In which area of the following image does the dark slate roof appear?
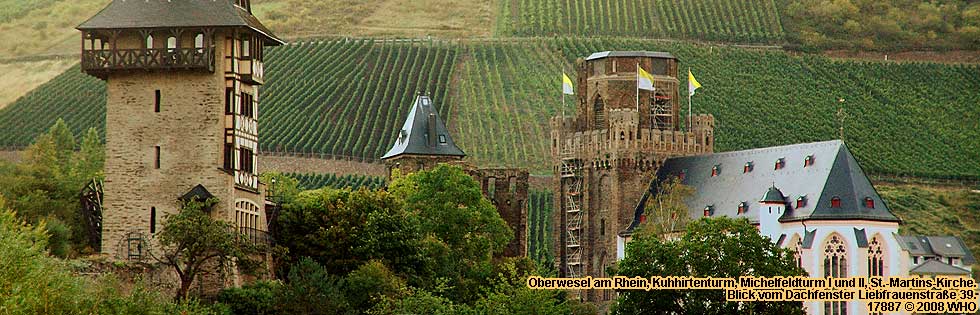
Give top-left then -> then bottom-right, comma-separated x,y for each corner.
381,95 -> 465,160
896,235 -> 977,265
802,229 -> 817,249
909,260 -> 971,275
628,140 -> 900,232
761,186 -> 785,203
77,0 -> 283,45
586,51 -> 676,61
179,184 -> 215,202
854,228 -> 868,248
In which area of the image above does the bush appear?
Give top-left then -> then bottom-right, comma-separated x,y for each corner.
217,281 -> 279,315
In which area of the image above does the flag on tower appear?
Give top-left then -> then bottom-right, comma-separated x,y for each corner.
637,65 -> 655,91
562,73 -> 574,95
688,69 -> 702,96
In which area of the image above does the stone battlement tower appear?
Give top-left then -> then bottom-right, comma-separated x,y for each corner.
551,51 -> 714,302
77,0 -> 283,263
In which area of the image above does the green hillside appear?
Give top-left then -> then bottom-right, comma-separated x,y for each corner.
529,189 -> 555,268
1,38 -> 978,178
496,0 -> 785,43
287,172 -> 386,191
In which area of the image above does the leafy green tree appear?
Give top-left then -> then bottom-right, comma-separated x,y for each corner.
150,198 -> 260,300
613,217 -> 806,315
388,164 -> 513,302
642,177 -> 695,240
260,172 -> 300,204
276,257 -> 351,315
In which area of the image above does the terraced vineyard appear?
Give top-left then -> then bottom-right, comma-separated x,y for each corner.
1,38 -> 978,179
287,172 -> 386,191
528,189 -> 555,268
496,0 -> 784,43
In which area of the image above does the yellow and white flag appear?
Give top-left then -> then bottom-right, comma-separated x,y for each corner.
688,69 -> 702,96
562,73 -> 574,95
637,65 -> 655,91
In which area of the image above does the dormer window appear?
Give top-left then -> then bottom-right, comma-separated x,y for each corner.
831,196 -> 841,208
703,205 -> 714,217
711,165 -> 720,177
743,162 -> 753,173
678,169 -> 686,181
796,196 -> 807,208
737,202 -> 747,215
774,158 -> 785,170
864,197 -> 875,208
804,155 -> 814,167
439,135 -> 447,144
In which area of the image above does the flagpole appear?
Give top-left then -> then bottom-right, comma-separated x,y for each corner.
561,70 -> 566,118
636,64 -> 640,112
688,67 -> 693,130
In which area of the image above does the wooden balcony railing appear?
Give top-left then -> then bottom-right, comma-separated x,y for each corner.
81,47 -> 215,75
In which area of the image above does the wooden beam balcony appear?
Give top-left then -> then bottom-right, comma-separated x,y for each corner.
81,47 -> 215,78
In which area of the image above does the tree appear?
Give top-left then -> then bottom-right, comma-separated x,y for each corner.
150,198 -> 260,300
613,217 -> 806,315
387,164 -> 513,302
641,177 -> 695,240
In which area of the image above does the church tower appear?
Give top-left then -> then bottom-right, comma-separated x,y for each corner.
78,0 -> 283,260
550,51 -> 714,302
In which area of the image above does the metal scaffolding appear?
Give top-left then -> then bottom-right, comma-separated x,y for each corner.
560,158 -> 583,278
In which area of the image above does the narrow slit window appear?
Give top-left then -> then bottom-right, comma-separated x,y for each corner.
225,88 -> 234,114
154,146 -> 161,169
154,90 -> 161,112
150,207 -> 156,234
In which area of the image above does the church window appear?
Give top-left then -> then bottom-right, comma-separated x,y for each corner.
737,202 -> 747,215
831,197 -> 841,208
774,158 -> 785,170
864,197 -> 875,209
824,234 -> 848,315
794,238 -> 803,269
804,155 -> 814,167
150,207 -> 156,234
868,237 -> 885,277
796,196 -> 807,208
711,165 -> 720,177
743,161 -> 753,173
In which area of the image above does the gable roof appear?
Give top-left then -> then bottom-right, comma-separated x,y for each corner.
77,0 -> 283,45
381,95 -> 465,160
625,140 -> 900,233
179,184 -> 215,203
897,235 -> 976,264
909,260 -> 971,275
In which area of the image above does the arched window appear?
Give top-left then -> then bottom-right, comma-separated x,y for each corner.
145,34 -> 153,49
194,33 -> 205,53
166,36 -> 177,52
794,237 -> 804,269
868,236 -> 885,277
593,95 -> 606,129
824,234 -> 848,315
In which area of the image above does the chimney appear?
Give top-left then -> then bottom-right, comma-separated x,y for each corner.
428,113 -> 437,147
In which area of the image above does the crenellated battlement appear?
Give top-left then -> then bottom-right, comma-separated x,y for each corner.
551,112 -> 714,163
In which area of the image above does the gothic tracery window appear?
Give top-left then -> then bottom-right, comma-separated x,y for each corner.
824,234 -> 848,315
794,238 -> 803,269
868,236 -> 885,277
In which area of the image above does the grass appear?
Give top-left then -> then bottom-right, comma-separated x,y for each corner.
0,59 -> 77,110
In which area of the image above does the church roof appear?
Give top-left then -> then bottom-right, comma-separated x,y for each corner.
77,0 -> 283,45
381,95 -> 465,160
761,185 -> 785,203
625,140 -> 900,233
909,260 -> 971,275
586,51 -> 676,61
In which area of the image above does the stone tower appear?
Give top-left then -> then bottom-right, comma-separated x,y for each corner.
78,0 -> 283,261
550,51 -> 714,302
382,94 -> 528,257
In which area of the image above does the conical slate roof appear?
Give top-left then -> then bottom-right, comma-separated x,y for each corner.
761,185 -> 785,203
381,95 -> 465,160
77,0 -> 283,45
